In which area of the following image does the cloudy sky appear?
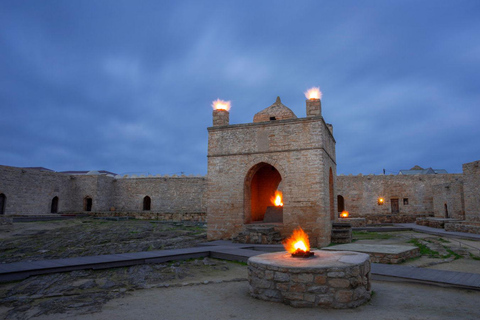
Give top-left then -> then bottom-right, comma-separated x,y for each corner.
1,0 -> 479,176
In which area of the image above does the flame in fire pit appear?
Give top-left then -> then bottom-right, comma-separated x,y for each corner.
304,87 -> 322,100
212,99 -> 231,111
271,190 -> 283,207
282,227 -> 311,254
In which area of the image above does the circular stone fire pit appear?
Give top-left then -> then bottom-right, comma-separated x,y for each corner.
248,250 -> 371,308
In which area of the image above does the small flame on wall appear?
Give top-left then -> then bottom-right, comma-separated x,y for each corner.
212,99 -> 231,111
304,87 -> 322,100
340,211 -> 349,218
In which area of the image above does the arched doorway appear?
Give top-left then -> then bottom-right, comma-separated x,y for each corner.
0,193 -> 5,215
244,162 -> 282,223
51,196 -> 59,213
84,196 -> 92,212
337,195 -> 345,214
143,196 -> 151,211
329,168 -> 334,220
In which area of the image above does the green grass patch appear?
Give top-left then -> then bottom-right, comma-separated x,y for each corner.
437,237 -> 450,243
469,253 -> 480,261
408,239 -> 440,257
444,248 -> 462,260
352,231 -> 392,240
408,239 -> 462,259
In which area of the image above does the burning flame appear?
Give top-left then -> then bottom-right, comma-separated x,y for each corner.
340,211 -> 349,218
304,87 -> 322,100
271,190 -> 283,207
282,227 -> 311,254
212,99 -> 231,111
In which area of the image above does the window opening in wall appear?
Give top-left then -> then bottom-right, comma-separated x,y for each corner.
84,197 -> 92,212
143,196 -> 151,211
337,195 -> 345,213
403,198 -> 409,205
269,116 -> 276,120
445,203 -> 449,218
51,196 -> 59,213
391,198 -> 399,214
0,193 -> 5,215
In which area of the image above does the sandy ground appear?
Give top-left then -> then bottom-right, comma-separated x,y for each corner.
32,280 -> 480,320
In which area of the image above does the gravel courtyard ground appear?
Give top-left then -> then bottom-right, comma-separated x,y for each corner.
1,219 -> 480,319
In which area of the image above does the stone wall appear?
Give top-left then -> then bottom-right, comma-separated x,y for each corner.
0,165 -> 206,218
432,180 -> 464,219
113,176 -> 206,215
463,160 -> 480,222
336,174 -> 463,221
0,165 -> 73,215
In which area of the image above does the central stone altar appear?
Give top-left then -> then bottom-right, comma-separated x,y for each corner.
248,250 -> 371,308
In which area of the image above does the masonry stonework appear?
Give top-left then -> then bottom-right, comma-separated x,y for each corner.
206,97 -> 336,247
336,174 -> 464,223
463,160 -> 480,222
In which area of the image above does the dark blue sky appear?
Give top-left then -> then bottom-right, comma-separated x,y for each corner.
1,0 -> 479,175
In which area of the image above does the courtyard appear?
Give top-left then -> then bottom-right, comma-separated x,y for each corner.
0,218 -> 479,319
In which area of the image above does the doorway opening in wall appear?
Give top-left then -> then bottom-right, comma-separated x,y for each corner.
51,196 -> 59,213
391,198 -> 399,214
84,196 -> 92,212
337,195 -> 345,214
143,196 -> 151,211
445,203 -> 449,218
0,193 -> 5,215
244,162 -> 282,224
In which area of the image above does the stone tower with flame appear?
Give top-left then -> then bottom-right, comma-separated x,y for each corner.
206,91 -> 336,247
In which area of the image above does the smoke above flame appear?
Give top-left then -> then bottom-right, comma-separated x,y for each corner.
305,87 -> 322,100
212,99 -> 231,111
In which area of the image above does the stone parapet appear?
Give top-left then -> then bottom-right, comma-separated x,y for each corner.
445,221 -> 480,234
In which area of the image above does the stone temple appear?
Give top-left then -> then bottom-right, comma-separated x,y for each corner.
1,93 -> 480,239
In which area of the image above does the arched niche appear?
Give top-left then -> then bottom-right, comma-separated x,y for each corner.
244,162 -> 282,223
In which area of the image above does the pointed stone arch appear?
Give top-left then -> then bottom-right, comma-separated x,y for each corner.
244,162 -> 282,223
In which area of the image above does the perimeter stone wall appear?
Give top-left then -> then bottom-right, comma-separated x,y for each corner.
336,173 -> 464,222
113,176 -> 206,215
463,160 -> 480,222
0,165 -> 73,215
0,165 -> 206,218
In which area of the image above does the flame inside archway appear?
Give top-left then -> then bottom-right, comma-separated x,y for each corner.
271,190 -> 283,207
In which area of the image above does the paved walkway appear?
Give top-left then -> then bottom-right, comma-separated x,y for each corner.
2,239 -> 480,290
